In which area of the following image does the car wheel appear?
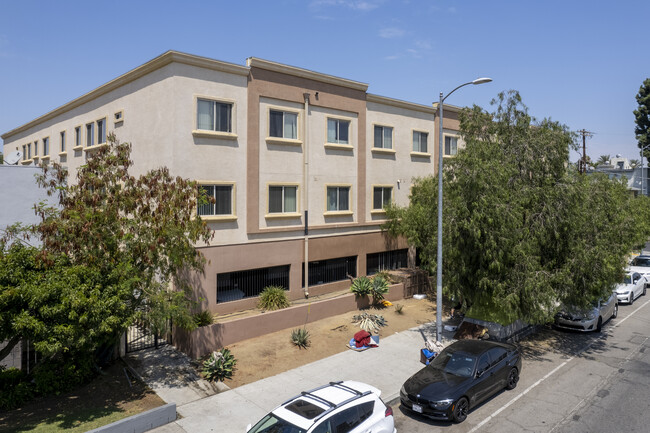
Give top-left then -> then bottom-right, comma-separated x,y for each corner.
452,397 -> 469,423
596,317 -> 603,332
506,367 -> 519,390
630,293 -> 634,305
643,286 -> 647,296
612,304 -> 618,319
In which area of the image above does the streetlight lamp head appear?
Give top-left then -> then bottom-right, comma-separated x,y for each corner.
472,77 -> 493,85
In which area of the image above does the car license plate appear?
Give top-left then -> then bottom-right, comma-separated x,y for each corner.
412,403 -> 423,413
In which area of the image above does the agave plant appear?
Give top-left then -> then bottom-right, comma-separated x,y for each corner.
192,310 -> 214,327
350,276 -> 373,298
290,328 -> 311,349
258,286 -> 290,311
370,276 -> 390,304
202,348 -> 237,382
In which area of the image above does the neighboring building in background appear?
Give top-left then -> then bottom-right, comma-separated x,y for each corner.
1,51 -> 464,317
590,155 -> 649,196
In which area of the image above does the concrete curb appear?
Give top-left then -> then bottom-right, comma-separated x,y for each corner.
86,403 -> 177,433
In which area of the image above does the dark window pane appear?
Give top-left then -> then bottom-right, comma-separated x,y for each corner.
214,185 -> 232,215
373,187 -> 383,209
216,102 -> 232,132
198,185 -> 215,216
339,187 -> 349,211
270,110 -> 283,137
339,121 -> 349,144
374,126 -> 382,148
269,186 -> 283,213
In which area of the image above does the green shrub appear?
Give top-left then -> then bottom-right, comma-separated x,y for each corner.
394,303 -> 404,314
350,276 -> 373,297
202,348 -> 237,382
32,353 -> 95,396
258,286 -> 290,311
0,368 -> 35,410
290,328 -> 311,349
193,310 -> 214,327
352,312 -> 387,333
376,270 -> 394,283
370,276 -> 390,303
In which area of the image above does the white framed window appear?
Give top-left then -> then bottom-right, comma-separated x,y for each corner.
34,141 -> 38,157
327,118 -> 350,145
74,126 -> 82,149
197,99 -> 233,133
268,185 -> 298,214
60,131 -> 66,153
27,143 -> 31,159
444,135 -> 458,156
413,131 -> 428,153
86,122 -> 95,147
373,125 -> 393,149
42,137 -> 49,156
22,144 -> 27,160
327,186 -> 350,212
372,186 -> 392,210
114,110 -> 124,123
269,109 -> 298,139
97,118 -> 107,144
198,183 -> 234,217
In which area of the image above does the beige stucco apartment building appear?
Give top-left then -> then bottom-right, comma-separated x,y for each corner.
1,51 -> 465,317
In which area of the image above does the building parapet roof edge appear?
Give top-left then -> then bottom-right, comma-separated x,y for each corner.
246,57 -> 368,92
2,50 -> 250,140
367,93 -> 437,115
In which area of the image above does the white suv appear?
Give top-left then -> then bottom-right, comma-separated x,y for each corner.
246,381 -> 396,433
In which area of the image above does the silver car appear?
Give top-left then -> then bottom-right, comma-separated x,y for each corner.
554,292 -> 618,332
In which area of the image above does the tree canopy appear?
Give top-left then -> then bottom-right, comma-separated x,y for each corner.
386,91 -> 650,324
635,78 -> 650,158
0,134 -> 213,370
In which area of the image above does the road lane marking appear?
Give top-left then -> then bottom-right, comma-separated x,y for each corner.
467,297 -> 650,433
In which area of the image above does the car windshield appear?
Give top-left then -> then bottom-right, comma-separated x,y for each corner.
623,274 -> 632,284
632,257 -> 650,267
248,414 -> 306,433
429,348 -> 477,377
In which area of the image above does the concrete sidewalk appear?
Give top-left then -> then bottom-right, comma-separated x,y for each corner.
143,320 -> 458,433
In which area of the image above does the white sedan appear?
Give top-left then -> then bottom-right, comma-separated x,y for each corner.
614,272 -> 647,304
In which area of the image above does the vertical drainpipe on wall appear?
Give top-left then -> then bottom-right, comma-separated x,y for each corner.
303,93 -> 310,298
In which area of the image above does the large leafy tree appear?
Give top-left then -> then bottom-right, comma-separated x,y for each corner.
0,133 -> 213,367
386,91 -> 650,324
635,78 -> 650,159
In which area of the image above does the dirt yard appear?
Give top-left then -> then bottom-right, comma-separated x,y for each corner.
221,297 -> 441,389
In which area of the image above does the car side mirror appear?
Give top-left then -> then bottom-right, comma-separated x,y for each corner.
476,369 -> 485,378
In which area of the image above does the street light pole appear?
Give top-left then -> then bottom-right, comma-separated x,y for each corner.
436,77 -> 492,342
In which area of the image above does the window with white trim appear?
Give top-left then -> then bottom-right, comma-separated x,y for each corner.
27,143 -> 31,159
198,184 -> 233,216
327,186 -> 350,212
197,99 -> 232,133
22,144 -> 27,160
75,126 -> 81,148
327,118 -> 350,145
444,136 -> 458,156
373,186 -> 392,210
413,131 -> 428,153
42,137 -> 49,156
86,122 -> 94,147
269,185 -> 297,213
270,110 -> 298,139
373,125 -> 393,149
60,131 -> 66,152
97,118 -> 107,144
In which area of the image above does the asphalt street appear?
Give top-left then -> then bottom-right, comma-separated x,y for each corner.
393,296 -> 650,433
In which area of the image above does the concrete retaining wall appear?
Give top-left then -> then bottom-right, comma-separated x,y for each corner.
175,283 -> 405,358
86,402 -> 176,433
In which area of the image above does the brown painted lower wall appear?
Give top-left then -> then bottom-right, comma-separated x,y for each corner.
175,283 -> 405,359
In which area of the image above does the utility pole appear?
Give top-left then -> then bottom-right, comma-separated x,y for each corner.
577,129 -> 594,174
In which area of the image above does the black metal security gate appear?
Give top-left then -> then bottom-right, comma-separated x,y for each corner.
125,321 -> 169,353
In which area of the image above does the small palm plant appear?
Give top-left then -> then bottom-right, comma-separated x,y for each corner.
202,348 -> 237,382
258,286 -> 290,311
291,328 -> 311,349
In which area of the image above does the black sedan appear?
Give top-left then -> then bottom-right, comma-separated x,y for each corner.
400,339 -> 521,423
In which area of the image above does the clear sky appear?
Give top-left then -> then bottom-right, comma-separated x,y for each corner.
1,0 -> 648,163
